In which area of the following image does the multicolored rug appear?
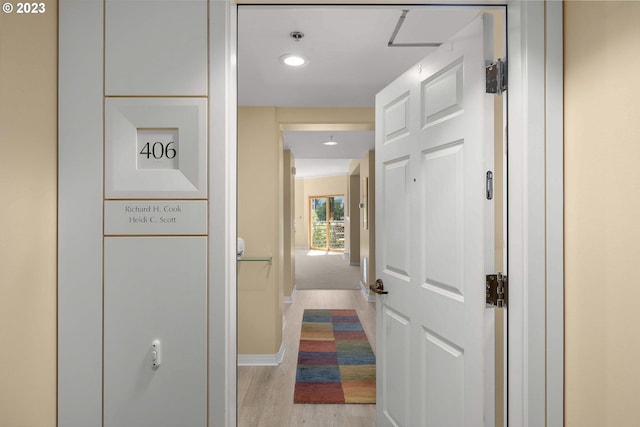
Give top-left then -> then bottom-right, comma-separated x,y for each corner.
293,309 -> 376,404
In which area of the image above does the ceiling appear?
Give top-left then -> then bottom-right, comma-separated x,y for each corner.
237,5 -> 483,178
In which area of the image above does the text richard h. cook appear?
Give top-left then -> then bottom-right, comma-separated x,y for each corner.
125,204 -> 182,224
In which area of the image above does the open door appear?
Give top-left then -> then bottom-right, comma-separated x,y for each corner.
373,14 -> 498,426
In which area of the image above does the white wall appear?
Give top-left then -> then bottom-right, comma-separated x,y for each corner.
58,1 -> 213,425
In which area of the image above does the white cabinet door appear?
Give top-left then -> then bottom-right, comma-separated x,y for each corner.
375,14 -> 495,427
104,237 -> 207,427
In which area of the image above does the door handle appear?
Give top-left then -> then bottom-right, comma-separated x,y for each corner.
370,279 -> 388,295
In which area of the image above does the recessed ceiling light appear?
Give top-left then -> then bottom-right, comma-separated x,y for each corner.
280,54 -> 307,67
323,136 -> 338,146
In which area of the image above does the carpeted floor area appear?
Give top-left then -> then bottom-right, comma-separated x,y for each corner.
295,249 -> 360,290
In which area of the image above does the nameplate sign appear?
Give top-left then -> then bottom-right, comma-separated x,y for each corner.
105,200 -> 207,235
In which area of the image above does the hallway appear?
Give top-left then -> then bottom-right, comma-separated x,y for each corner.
237,290 -> 376,427
294,249 -> 360,290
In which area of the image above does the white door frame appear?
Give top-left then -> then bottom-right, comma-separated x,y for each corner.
58,1 -> 562,426
222,1 -> 564,426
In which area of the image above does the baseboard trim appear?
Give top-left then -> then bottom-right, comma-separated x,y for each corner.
360,281 -> 376,302
238,342 -> 286,366
283,287 -> 297,304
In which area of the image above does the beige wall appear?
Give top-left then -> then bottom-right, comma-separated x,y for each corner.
237,107 -> 282,354
275,107 -> 374,128
348,169 -> 361,265
283,150 -> 296,297
0,4 -> 57,426
348,154 -> 375,291
294,179 -> 306,248
238,107 -> 372,353
352,153 -> 376,290
565,2 -> 640,426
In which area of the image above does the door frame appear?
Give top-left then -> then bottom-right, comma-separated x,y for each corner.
58,1 -> 563,426
225,1 -> 564,426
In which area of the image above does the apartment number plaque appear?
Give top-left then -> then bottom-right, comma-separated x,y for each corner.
137,129 -> 179,170
105,98 -> 207,199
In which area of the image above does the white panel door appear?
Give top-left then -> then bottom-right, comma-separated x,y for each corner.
104,237 -> 207,427
375,14 -> 495,427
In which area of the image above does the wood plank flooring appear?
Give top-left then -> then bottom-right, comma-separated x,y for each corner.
238,289 -> 377,427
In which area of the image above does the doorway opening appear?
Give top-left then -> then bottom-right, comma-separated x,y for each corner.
309,195 -> 345,251
236,4 -> 507,426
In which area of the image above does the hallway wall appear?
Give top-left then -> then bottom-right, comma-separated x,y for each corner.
238,107 -> 372,357
350,153 -> 375,293
0,5 -> 57,426
238,107 -> 282,355
283,150 -> 296,298
295,179 -> 306,247
564,2 -> 640,426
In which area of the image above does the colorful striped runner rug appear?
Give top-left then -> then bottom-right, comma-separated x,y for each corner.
293,309 -> 376,404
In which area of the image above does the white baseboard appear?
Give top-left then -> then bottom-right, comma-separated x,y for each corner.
237,342 -> 286,366
283,287 -> 297,304
360,281 -> 376,302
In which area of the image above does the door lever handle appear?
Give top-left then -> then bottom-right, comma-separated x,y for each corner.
370,279 -> 388,295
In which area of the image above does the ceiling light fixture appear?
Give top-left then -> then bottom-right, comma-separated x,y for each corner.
280,54 -> 307,67
280,31 -> 307,67
323,136 -> 338,146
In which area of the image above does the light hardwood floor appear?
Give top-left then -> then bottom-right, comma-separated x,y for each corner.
237,289 -> 377,427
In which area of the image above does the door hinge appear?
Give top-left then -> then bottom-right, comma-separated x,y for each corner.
486,59 -> 507,95
486,273 -> 508,308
